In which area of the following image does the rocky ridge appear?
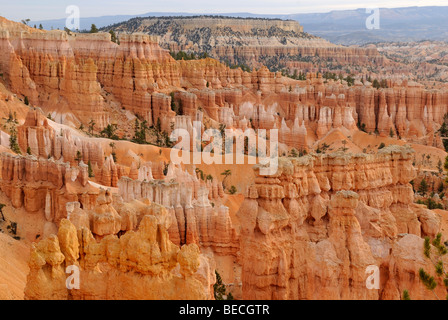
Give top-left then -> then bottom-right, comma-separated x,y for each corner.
238,145 -> 443,299
104,16 -> 386,71
24,201 -> 212,299
0,16 -> 446,300
0,17 -> 446,148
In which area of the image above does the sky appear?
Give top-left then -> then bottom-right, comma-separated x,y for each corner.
1,0 -> 447,22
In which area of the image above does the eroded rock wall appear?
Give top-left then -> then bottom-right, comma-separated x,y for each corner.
237,145 -> 443,299
0,18 -> 447,145
24,214 -> 212,300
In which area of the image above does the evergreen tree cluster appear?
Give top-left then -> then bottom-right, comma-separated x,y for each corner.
371,78 -> 388,89
131,118 -> 149,144
281,69 -> 306,80
5,112 -> 21,154
416,234 -> 448,300
170,51 -> 209,60
213,271 -> 234,300
229,63 -> 251,72
90,24 -> 99,33
109,30 -> 119,44
438,113 -> 448,151
100,124 -> 119,140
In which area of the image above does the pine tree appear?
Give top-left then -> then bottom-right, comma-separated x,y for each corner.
88,119 -> 96,135
418,233 -> 448,300
7,112 -> 21,154
109,30 -> 117,43
228,186 -> 237,195
418,179 -> 428,195
213,271 -> 233,300
87,160 -> 94,178
292,69 -> 298,80
419,268 -> 438,297
195,168 -> 205,181
402,290 -> 411,300
214,271 -> 226,300
100,124 -> 118,140
90,24 -> 99,33
372,79 -> 380,89
221,169 -> 231,190
444,155 -> 448,171
132,119 -> 151,145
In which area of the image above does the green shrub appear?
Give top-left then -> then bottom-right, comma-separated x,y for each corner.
228,186 -> 237,195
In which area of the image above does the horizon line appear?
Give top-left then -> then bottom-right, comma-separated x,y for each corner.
24,4 -> 447,23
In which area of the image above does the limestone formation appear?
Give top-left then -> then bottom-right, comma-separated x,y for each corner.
0,152 -> 100,224
0,17 -> 446,147
237,145 -> 442,299
25,214 -> 210,299
105,16 -> 386,70
0,16 -> 447,301
118,163 -> 238,255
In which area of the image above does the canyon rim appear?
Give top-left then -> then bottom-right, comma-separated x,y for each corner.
0,1 -> 448,307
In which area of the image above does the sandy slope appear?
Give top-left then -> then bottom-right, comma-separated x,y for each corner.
0,232 -> 29,300
315,128 -> 447,172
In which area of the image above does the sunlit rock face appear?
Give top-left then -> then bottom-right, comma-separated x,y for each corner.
106,16 -> 386,69
237,145 -> 442,300
0,152 -> 99,222
0,16 -> 447,301
117,163 -> 238,255
15,144 -> 444,300
1,17 -> 447,146
24,215 -> 212,300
